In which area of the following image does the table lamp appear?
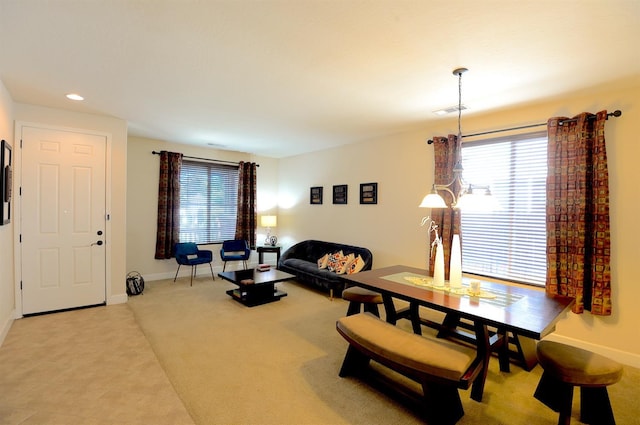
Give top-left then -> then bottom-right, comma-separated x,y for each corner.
261,215 -> 277,246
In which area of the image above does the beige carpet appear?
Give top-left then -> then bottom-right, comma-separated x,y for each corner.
128,277 -> 640,425
0,303 -> 193,425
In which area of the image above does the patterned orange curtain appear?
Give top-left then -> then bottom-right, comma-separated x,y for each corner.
429,135 -> 461,279
235,161 -> 257,249
154,151 -> 183,259
546,111 -> 611,315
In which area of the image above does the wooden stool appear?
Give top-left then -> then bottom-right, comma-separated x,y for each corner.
534,340 -> 623,425
341,286 -> 383,317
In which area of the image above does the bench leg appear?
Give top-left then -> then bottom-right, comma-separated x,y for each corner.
421,382 -> 464,425
346,301 -> 362,316
580,386 -> 616,425
534,372 -> 574,425
338,345 -> 370,378
363,303 -> 380,317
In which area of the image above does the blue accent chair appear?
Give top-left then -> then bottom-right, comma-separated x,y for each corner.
220,239 -> 251,271
173,242 -> 215,286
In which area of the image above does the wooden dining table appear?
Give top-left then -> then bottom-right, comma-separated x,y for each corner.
339,265 -> 574,402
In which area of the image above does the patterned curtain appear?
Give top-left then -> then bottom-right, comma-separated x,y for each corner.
546,111 -> 611,315
154,151 -> 183,259
429,135 -> 462,279
235,161 -> 257,249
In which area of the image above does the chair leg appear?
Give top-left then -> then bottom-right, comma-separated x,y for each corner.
223,261 -> 227,272
208,263 -> 215,281
173,265 -> 181,282
190,265 -> 195,286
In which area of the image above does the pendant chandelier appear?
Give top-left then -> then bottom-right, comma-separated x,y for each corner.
419,68 -> 497,211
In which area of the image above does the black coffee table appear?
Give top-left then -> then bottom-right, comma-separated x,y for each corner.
218,268 -> 293,307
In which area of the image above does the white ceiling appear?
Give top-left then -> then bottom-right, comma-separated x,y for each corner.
1,1 -> 638,158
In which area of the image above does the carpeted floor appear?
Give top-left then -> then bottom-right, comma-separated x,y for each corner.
1,276 -> 638,424
127,277 -> 640,425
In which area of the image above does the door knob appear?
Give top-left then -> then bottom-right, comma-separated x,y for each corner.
91,241 -> 104,246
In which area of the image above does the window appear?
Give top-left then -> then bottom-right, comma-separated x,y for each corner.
179,160 -> 239,244
460,131 -> 547,286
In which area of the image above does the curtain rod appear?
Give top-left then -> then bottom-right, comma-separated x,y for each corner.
151,151 -> 259,167
427,109 -> 622,144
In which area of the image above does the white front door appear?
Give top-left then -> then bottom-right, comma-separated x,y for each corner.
20,125 -> 107,315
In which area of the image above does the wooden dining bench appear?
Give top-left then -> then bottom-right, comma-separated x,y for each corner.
336,312 -> 483,425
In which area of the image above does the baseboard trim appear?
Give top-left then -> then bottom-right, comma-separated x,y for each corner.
543,334 -> 640,368
108,293 -> 128,305
0,309 -> 16,348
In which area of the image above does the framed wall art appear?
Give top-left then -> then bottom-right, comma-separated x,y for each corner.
1,140 -> 12,225
333,184 -> 347,204
310,186 -> 323,205
360,182 -> 377,205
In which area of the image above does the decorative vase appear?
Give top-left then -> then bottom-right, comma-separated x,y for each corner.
433,238 -> 445,287
450,234 -> 462,289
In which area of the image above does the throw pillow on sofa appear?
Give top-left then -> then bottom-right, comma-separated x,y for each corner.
347,254 -> 366,274
327,251 -> 345,272
317,253 -> 330,269
336,253 -> 355,275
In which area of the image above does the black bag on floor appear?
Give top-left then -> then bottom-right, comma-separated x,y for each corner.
126,271 -> 145,296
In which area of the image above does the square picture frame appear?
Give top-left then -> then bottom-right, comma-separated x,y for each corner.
310,186 -> 323,205
332,184 -> 348,204
360,182 -> 377,205
1,140 -> 12,225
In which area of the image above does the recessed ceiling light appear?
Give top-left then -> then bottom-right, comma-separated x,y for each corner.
66,93 -> 84,101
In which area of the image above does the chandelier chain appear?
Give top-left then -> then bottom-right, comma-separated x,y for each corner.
458,71 -> 462,140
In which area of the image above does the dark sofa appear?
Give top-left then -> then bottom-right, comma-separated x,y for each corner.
278,239 -> 373,298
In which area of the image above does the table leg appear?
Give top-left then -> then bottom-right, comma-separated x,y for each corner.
512,333 -> 538,371
410,302 -> 422,335
258,251 -> 264,263
382,295 -> 398,324
496,327 -> 511,373
438,312 -> 462,338
470,321 -> 490,402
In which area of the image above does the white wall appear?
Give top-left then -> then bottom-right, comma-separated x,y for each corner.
0,80 -> 15,344
278,77 -> 640,367
13,103 -> 128,307
126,136 -> 279,280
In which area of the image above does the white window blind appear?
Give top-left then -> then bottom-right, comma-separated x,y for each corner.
179,160 -> 239,244
460,132 -> 547,286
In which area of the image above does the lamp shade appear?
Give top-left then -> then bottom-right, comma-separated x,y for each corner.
419,193 -> 447,208
260,215 -> 277,228
455,188 -> 500,211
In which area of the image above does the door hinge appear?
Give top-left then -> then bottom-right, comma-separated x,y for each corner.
20,281 -> 22,290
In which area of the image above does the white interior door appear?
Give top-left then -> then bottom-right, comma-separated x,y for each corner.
21,125 -> 106,315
